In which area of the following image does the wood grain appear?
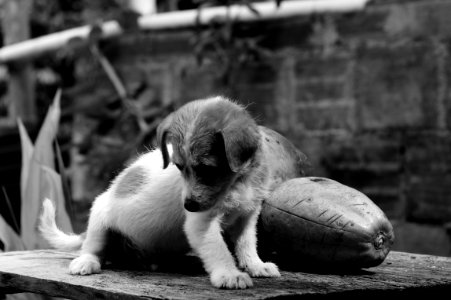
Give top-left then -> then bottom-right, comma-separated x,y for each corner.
0,250 -> 450,299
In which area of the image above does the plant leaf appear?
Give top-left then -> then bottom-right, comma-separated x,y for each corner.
20,90 -> 62,249
55,140 -> 74,222
0,214 -> 24,251
2,187 -> 20,234
17,119 -> 33,204
33,89 -> 61,169
116,9 -> 140,32
245,2 -> 260,16
88,23 -> 103,45
20,157 -> 42,249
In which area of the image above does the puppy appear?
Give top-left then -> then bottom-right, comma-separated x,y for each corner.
40,96 -> 307,289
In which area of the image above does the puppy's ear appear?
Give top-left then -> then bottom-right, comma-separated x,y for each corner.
156,113 -> 174,169
219,123 -> 260,173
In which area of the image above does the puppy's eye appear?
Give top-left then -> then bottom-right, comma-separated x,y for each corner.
193,164 -> 217,178
174,163 -> 183,171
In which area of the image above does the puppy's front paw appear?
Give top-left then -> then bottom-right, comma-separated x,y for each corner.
211,269 -> 253,289
69,254 -> 101,275
245,262 -> 280,278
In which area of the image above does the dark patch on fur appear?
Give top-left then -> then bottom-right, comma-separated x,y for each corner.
162,97 -> 260,173
102,229 -> 149,269
114,166 -> 147,198
187,98 -> 260,172
310,177 -> 327,183
102,229 -> 203,274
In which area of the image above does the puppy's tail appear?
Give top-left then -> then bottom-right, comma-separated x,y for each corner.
39,198 -> 84,251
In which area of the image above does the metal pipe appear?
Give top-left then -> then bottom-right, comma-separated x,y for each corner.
0,0 -> 370,63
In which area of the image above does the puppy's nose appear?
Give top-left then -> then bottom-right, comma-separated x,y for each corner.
184,198 -> 201,212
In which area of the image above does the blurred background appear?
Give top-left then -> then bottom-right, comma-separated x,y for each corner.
0,0 -> 450,257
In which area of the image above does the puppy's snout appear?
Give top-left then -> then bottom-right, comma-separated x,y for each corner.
184,198 -> 201,212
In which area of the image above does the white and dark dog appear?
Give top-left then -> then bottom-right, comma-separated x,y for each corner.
40,96 -> 307,289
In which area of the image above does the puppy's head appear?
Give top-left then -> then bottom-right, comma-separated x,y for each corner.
156,96 -> 260,212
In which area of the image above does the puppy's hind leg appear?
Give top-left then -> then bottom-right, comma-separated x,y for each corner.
232,209 -> 280,278
69,195 -> 109,275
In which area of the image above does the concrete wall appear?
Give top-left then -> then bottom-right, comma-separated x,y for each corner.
70,0 -> 451,255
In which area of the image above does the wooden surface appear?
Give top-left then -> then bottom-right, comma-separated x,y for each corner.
0,250 -> 450,299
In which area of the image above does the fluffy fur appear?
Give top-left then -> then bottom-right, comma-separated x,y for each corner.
40,199 -> 84,251
156,97 -> 282,288
40,96 -> 307,289
41,148 -> 189,275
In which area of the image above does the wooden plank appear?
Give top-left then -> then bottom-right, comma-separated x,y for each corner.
0,250 -> 450,299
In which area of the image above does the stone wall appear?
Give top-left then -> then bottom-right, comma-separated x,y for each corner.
69,0 -> 451,255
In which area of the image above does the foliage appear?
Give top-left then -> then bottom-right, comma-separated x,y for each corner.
0,90 -> 72,252
192,0 -> 279,85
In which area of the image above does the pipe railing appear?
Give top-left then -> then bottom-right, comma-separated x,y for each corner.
0,0 -> 371,63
